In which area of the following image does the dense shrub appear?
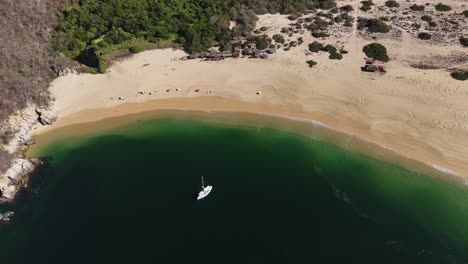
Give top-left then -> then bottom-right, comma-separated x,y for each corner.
340,4 -> 353,12
306,60 -> 317,67
260,26 -> 269,31
410,4 -> 425,11
272,34 -> 285,44
460,37 -> 468,47
463,10 -> 468,18
360,0 -> 374,11
308,41 -> 323,52
321,44 -> 337,53
435,3 -> 452,12
362,43 -> 390,62
450,71 -> 468,81
344,21 -> 353,27
421,15 -> 433,22
429,21 -> 437,27
328,52 -> 343,60
129,46 -> 142,53
418,32 -> 432,40
385,0 -> 399,8
359,19 -> 391,33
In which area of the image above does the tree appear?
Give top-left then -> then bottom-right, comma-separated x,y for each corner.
272,34 -> 285,44
362,43 -> 389,62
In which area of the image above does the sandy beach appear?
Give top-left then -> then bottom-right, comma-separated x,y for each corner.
32,9 -> 468,180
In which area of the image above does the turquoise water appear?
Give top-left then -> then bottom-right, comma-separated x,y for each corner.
1,117 -> 468,263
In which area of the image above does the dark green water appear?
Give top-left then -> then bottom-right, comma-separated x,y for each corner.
1,117 -> 468,263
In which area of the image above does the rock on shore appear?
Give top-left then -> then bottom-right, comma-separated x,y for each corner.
1,105 -> 57,201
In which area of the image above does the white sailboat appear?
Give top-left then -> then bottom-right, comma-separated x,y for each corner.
197,176 -> 212,200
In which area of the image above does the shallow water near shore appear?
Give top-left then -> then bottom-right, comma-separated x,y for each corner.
1,116 -> 468,263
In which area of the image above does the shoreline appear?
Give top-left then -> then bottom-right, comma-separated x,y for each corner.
27,98 -> 468,186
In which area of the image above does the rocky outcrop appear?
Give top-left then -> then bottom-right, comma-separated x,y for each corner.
36,107 -> 58,126
0,158 -> 36,200
0,105 -> 56,202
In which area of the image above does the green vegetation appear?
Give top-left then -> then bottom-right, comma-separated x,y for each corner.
360,0 -> 374,11
359,19 -> 391,33
429,21 -> 437,27
340,4 -> 353,13
246,35 -> 270,50
410,4 -> 425,11
334,13 -> 353,24
53,0 -> 339,72
362,43 -> 389,62
272,34 -> 285,44
78,65 -> 99,74
421,15 -> 433,22
306,60 -> 317,67
435,3 -> 452,12
385,0 -> 399,8
129,46 -> 142,54
321,44 -> 337,53
418,32 -> 432,40
450,71 -> 468,81
460,37 -> 468,47
308,41 -> 323,52
463,10 -> 468,18
328,51 -> 343,60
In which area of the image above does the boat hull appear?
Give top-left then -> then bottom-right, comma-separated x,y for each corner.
197,185 -> 213,200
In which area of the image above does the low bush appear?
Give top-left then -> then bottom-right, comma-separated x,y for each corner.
385,0 -> 399,8
360,0 -> 374,11
329,52 -> 343,60
368,20 -> 391,33
421,15 -> 433,22
306,60 -> 317,68
435,3 -> 452,12
308,41 -> 323,52
410,4 -> 425,11
341,5 -> 354,12
460,37 -> 468,47
418,32 -> 432,40
129,46 -> 142,53
312,32 -> 330,38
429,21 -> 437,27
344,21 -> 353,27
272,34 -> 285,44
463,10 -> 468,18
260,26 -> 269,31
321,44 -> 337,53
362,43 -> 390,62
450,71 -> 468,81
